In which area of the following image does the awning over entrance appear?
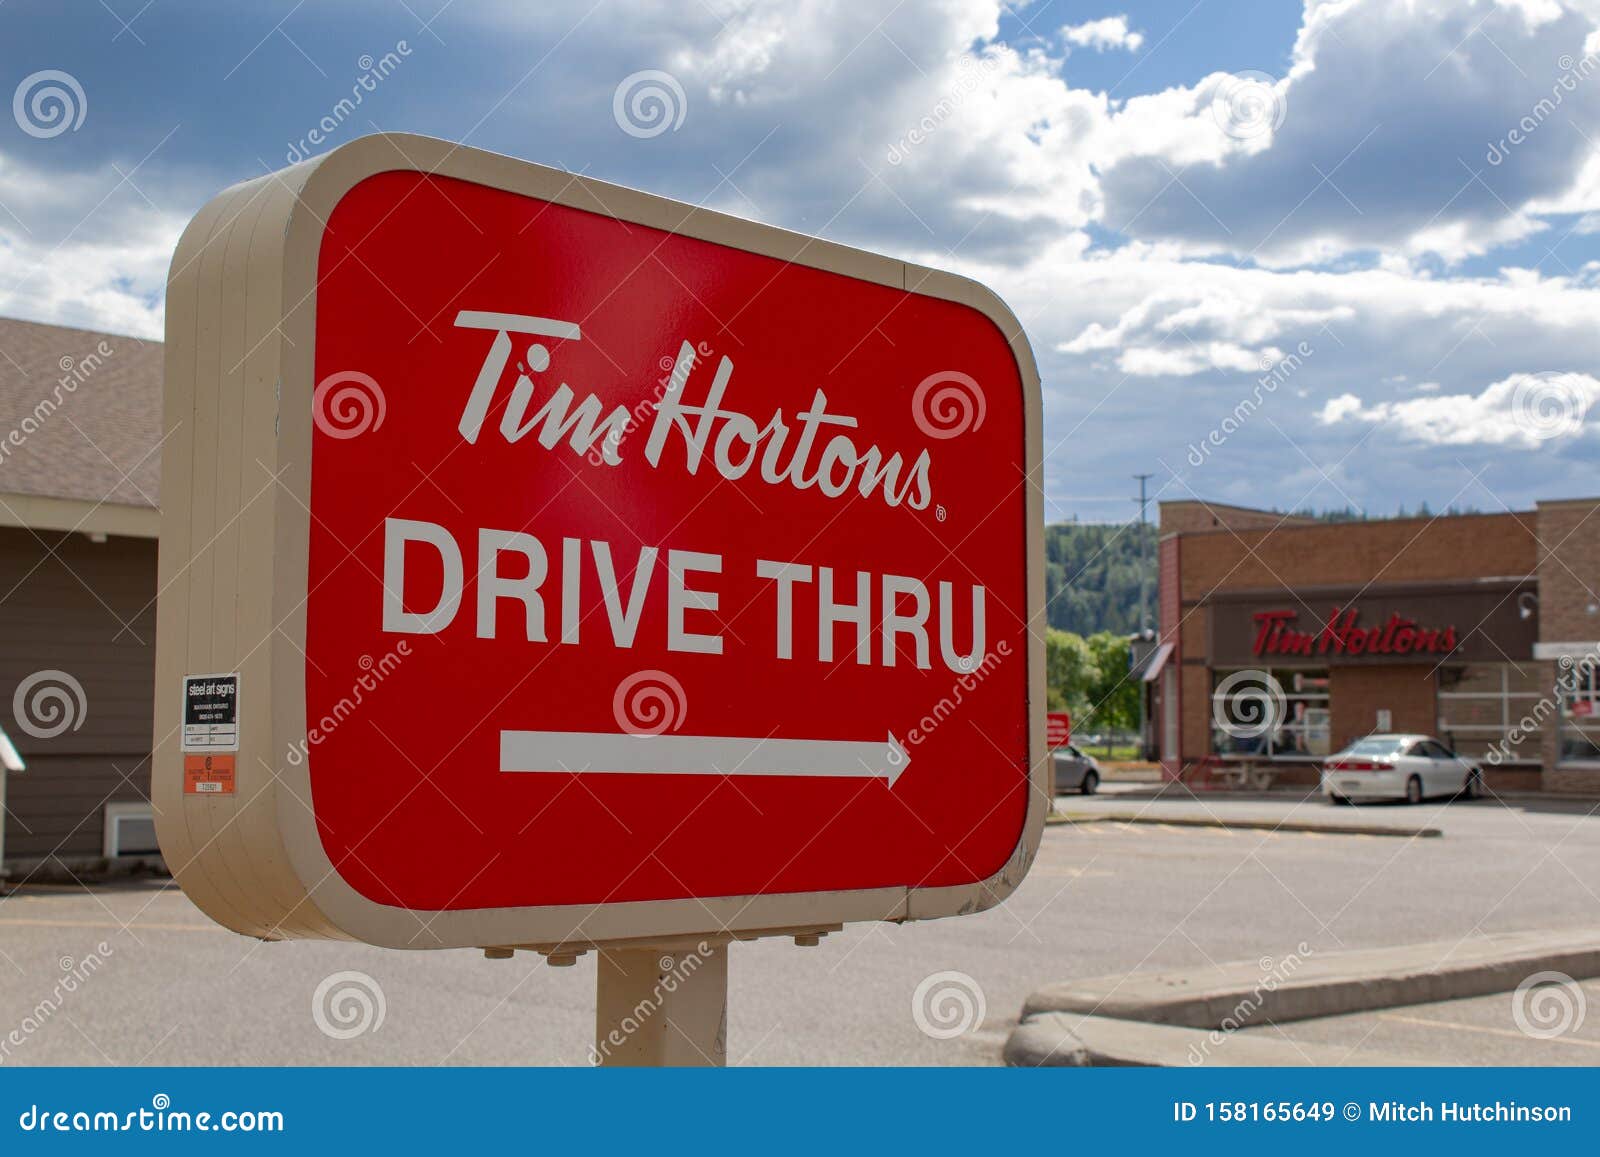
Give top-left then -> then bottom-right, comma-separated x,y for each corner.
1139,641 -> 1174,683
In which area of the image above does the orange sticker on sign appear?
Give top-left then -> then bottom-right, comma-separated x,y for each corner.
184,753 -> 236,795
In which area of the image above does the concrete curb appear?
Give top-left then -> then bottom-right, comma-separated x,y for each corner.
1004,1012 -> 1426,1068
1048,810 -> 1442,839
1022,929 -> 1600,1030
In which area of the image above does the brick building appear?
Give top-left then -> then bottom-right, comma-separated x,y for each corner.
1150,499 -> 1600,794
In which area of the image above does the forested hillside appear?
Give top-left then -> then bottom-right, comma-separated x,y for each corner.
1044,521 -> 1156,636
1044,507 -> 1461,634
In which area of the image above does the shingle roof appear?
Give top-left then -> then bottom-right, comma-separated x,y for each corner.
0,316 -> 161,509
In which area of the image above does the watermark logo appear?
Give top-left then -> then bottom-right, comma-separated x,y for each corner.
589,941 -> 715,1064
0,339 -> 116,470
284,42 -> 413,163
1212,669 -> 1285,739
13,69 -> 87,139
311,970 -> 386,1039
1188,341 -> 1314,467
906,640 -> 1012,747
13,669 -> 87,739
1210,70 -> 1285,140
911,970 -> 986,1039
1510,371 -> 1590,442
1,942 -> 113,1065
1487,49 -> 1598,165
313,370 -> 386,439
1512,970 -> 1586,1039
911,371 -> 985,440
286,643 -> 411,766
613,669 -> 687,736
886,54 -> 999,165
613,70 -> 687,139
1187,943 -> 1314,1064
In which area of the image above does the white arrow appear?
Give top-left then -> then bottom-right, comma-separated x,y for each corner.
500,730 -> 910,787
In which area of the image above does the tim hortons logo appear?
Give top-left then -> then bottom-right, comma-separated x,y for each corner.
1252,606 -> 1460,658
452,310 -> 934,510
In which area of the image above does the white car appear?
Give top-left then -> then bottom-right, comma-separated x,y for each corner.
1321,733 -> 1484,805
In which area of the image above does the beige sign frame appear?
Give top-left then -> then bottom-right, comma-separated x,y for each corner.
153,132 -> 1046,951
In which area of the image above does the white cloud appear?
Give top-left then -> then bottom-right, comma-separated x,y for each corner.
0,152 -> 185,339
1315,371 -> 1600,447
1061,15 -> 1144,53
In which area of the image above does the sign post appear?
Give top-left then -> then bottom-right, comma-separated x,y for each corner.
154,133 -> 1045,1065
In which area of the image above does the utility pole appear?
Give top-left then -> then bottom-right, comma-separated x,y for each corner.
1132,472 -> 1155,761
1132,473 -> 1153,632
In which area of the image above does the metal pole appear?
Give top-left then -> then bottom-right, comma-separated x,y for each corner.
593,942 -> 728,1066
1133,472 -> 1154,759
1132,473 -> 1153,633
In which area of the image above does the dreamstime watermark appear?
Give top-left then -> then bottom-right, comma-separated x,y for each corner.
911,370 -> 986,440
0,340 -> 116,470
1509,371 -> 1592,442
588,941 -> 715,1064
1486,648 -> 1598,766
886,54 -> 999,165
1511,970 -> 1586,1039
13,69 -> 86,138
1187,341 -> 1314,466
1210,70 -> 1285,140
284,42 -> 413,163
1212,669 -> 1285,739
613,669 -> 687,736
0,943 -> 114,1065
1486,49 -> 1599,166
1186,942 -> 1314,1064
18,1094 -> 284,1134
613,69 -> 687,138
285,642 -> 411,766
311,971 -> 386,1040
585,341 -> 715,466
906,640 -> 1013,746
911,970 -> 986,1039
313,370 -> 387,439
12,669 -> 87,740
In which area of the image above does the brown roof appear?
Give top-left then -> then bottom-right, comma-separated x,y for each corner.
0,317 -> 161,509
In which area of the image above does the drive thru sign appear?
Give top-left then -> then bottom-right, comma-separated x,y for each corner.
154,134 -> 1045,954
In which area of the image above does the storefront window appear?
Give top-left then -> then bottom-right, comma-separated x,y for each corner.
1558,660 -> 1600,764
1438,664 -> 1547,764
1210,669 -> 1330,759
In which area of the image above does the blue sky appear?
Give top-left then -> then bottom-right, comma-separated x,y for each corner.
1,0 -> 1598,523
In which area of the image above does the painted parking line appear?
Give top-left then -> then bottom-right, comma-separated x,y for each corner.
0,916 -> 227,934
1377,1011 -> 1600,1050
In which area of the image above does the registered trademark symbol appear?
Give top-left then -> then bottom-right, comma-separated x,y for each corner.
935,504 -> 947,522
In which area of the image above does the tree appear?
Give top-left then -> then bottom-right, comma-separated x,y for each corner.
1045,628 -> 1097,716
1083,631 -> 1139,734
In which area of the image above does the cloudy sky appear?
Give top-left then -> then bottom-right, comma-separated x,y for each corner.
2,0 -> 1598,523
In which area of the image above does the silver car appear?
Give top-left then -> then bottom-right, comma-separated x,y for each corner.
1053,744 -> 1102,795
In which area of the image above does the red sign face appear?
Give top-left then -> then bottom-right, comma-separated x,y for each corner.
1046,712 -> 1071,748
300,170 -> 1032,913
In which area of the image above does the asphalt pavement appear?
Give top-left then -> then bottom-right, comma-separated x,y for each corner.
1,787 -> 1596,1065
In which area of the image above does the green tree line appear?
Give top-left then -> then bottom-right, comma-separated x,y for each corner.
1044,521 -> 1156,636
1045,628 -> 1139,735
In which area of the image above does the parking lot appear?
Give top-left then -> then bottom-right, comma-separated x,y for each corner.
1,788 -> 1596,1066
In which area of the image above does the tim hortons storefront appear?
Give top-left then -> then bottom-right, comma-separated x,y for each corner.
1150,499 -> 1600,794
